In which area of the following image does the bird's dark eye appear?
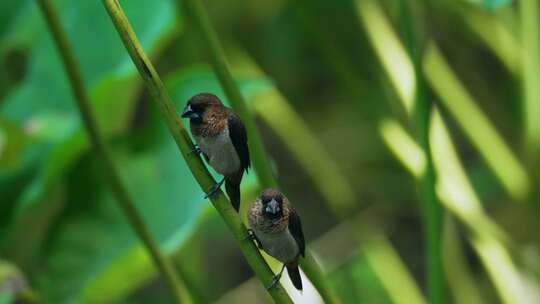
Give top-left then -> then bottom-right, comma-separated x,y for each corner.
190,104 -> 201,113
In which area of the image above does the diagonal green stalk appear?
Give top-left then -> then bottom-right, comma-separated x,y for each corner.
399,2 -> 445,303
179,1 -> 340,302
36,0 -> 193,303
182,0 -> 276,189
100,0 -> 293,302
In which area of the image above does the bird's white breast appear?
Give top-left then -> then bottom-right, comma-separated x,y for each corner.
253,228 -> 299,264
194,126 -> 241,175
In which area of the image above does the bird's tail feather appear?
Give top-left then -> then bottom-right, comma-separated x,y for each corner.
225,181 -> 240,211
287,263 -> 303,291
225,171 -> 243,212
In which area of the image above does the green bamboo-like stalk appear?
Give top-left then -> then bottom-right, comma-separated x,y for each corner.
182,0 -> 276,189
399,2 -> 445,303
100,0 -> 293,302
179,1 -> 341,302
521,0 -> 540,159
442,217 -> 484,304
357,223 -> 427,304
298,0 -> 438,300
423,44 -> 530,201
36,1 -> 193,303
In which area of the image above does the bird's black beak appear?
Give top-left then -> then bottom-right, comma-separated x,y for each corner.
181,104 -> 199,119
265,199 -> 280,214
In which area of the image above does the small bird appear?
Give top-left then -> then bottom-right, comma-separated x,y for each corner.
181,93 -> 250,211
247,188 -> 305,290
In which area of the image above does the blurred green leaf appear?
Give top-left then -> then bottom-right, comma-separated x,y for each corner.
0,0 -> 57,52
485,0 -> 512,9
383,109 -> 526,303
460,8 -> 519,73
165,65 -> 272,109
359,230 -> 426,304
359,0 -> 529,202
0,259 -> 27,303
465,0 -> 513,10
0,117 -> 29,169
424,44 -> 530,201
357,0 -> 416,116
520,0 -> 540,158
0,0 -> 177,261
0,0 -> 24,37
38,147 -> 205,303
0,293 -> 13,304
330,252 -> 392,304
442,217 -> 484,304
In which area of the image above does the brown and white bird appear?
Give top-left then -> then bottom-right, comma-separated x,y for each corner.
248,188 -> 305,290
181,93 -> 250,211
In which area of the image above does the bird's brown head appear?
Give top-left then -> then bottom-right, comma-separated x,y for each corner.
259,188 -> 285,219
181,93 -> 223,124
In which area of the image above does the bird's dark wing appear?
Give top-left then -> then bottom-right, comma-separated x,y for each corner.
228,114 -> 251,172
288,208 -> 305,257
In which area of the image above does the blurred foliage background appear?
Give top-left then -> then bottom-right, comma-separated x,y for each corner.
1,0 -> 540,303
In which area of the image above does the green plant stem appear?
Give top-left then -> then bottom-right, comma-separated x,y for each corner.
521,0 -> 540,159
399,2 -> 444,303
184,2 -> 342,302
100,0 -> 293,302
299,251 -> 340,303
182,0 -> 276,189
179,1 -> 340,302
37,1 -> 193,303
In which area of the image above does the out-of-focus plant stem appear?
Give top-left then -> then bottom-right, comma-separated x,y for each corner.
442,217 -> 484,304
100,0 -> 294,302
423,44 -> 530,201
357,220 -> 427,304
250,88 -> 356,216
37,0 -> 193,303
182,0 -> 276,189
399,2 -> 445,304
520,0 -> 540,160
180,1 -> 341,302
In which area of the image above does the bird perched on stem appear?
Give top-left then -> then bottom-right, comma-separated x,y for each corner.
247,188 -> 305,290
181,93 -> 250,211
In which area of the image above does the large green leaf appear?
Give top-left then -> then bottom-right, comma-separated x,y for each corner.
0,0 -> 177,259
37,146 -> 206,303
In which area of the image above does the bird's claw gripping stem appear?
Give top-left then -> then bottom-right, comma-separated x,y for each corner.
204,178 -> 225,199
245,229 -> 263,249
266,264 -> 286,290
189,145 -> 201,155
266,273 -> 282,290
